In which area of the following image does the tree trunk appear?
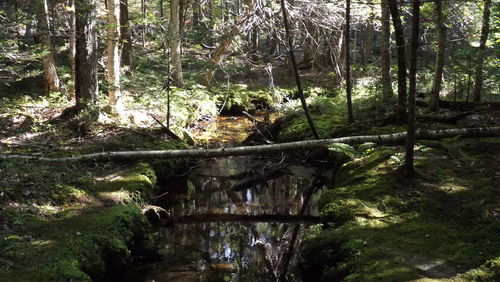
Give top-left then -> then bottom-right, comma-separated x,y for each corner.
380,0 -> 393,101
192,0 -> 200,27
120,0 -> 133,67
429,0 -> 445,111
404,0 -> 420,178
387,0 -> 407,121
107,0 -> 122,113
68,0 -> 76,100
362,5 -> 375,66
36,0 -> 59,95
3,127 -> 499,162
159,0 -> 163,18
472,0 -> 492,102
75,0 -> 98,108
281,0 -> 320,139
170,0 -> 183,86
345,0 -> 354,123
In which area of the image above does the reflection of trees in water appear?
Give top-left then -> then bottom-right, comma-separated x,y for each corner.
146,158 -> 327,281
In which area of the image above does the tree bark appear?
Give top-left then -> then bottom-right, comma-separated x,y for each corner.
120,0 -> 133,66
345,0 -> 354,123
75,0 -> 98,108
472,0 -> 492,102
404,0 -> 420,178
141,0 -> 146,47
430,0 -> 446,111
107,0 -> 122,113
362,5 -> 375,66
281,0 -> 320,139
36,0 -> 60,95
2,127 -> 499,162
380,0 -> 393,101
68,0 -> 76,100
170,0 -> 183,86
387,0 -> 407,121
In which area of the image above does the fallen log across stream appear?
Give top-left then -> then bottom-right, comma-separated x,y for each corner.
1,127 -> 499,162
173,214 -> 321,224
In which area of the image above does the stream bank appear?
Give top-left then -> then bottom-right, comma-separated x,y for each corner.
301,137 -> 500,281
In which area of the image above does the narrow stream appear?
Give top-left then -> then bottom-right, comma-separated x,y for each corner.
130,114 -> 332,281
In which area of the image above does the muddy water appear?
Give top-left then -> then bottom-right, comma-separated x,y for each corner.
132,114 -> 331,281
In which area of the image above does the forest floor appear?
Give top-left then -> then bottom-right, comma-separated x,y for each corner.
1,44 -> 500,281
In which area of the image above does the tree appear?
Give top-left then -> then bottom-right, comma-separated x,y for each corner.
404,0 -> 420,178
387,0 -> 407,121
68,0 -> 76,99
345,0 -> 354,123
380,0 -> 393,101
75,0 -> 98,109
107,0 -> 121,113
472,0 -> 492,102
281,0 -> 320,139
429,0 -> 446,111
36,0 -> 59,95
170,0 -> 183,86
120,0 -> 133,66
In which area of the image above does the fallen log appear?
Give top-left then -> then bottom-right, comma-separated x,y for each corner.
416,111 -> 476,124
1,127 -> 499,162
173,214 -> 321,224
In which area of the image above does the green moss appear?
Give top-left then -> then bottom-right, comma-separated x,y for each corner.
1,206 -> 148,282
304,139 -> 500,281
94,162 -> 157,198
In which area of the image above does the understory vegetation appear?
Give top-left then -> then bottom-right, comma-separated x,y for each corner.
1,0 -> 500,281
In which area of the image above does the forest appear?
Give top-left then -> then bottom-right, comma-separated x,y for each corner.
0,0 -> 499,281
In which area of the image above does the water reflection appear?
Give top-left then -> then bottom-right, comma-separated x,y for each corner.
134,157 -> 329,282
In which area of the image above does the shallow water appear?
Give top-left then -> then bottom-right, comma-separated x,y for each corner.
131,113 -> 330,281
132,157 -> 330,282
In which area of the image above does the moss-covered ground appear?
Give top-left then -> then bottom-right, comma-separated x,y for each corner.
0,109 -> 188,281
302,137 -> 500,281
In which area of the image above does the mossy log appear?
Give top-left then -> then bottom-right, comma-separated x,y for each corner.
1,127 -> 499,162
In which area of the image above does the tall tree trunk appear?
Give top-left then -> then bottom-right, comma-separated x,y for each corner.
380,0 -> 393,101
141,0 -> 146,47
75,0 -> 98,108
429,0 -> 445,111
192,0 -> 200,28
120,0 -> 133,66
345,0 -> 354,123
472,0 -> 492,102
107,0 -> 122,113
404,0 -> 420,178
170,0 -> 183,86
362,5 -> 375,66
387,0 -> 407,122
179,0 -> 186,41
280,0 -> 320,139
36,0 -> 59,95
159,0 -> 163,18
68,0 -> 76,100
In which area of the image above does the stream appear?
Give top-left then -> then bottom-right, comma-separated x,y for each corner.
129,114 -> 332,282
